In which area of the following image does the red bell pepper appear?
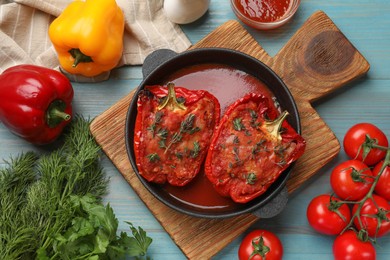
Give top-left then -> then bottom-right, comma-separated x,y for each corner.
134,83 -> 220,186
0,65 -> 74,145
205,93 -> 306,203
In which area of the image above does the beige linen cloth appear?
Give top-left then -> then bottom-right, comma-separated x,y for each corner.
0,0 -> 192,81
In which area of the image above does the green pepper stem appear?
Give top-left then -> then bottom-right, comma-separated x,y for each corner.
46,100 -> 71,128
69,48 -> 93,67
50,108 -> 71,121
157,83 -> 186,111
264,111 -> 289,142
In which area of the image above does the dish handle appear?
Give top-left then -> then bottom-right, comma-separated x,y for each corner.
252,186 -> 288,218
142,49 -> 178,78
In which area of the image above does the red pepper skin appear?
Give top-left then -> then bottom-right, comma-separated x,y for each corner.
0,65 -> 74,145
134,84 -> 220,186
205,93 -> 305,203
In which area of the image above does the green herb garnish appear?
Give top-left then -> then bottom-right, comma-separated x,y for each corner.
157,128 -> 168,139
147,153 -> 160,162
251,139 -> 267,158
249,109 -> 261,128
189,141 -> 201,158
233,147 -> 241,162
0,116 -> 152,259
159,139 -> 167,149
246,172 -> 257,185
175,152 -> 184,160
147,111 -> 163,137
157,128 -> 169,149
249,109 -> 258,121
164,113 -> 199,153
233,117 -> 245,131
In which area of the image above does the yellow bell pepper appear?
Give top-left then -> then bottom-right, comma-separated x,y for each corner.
49,0 -> 125,77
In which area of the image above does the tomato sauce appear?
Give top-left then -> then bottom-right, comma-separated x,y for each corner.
234,0 -> 292,23
160,63 -> 277,212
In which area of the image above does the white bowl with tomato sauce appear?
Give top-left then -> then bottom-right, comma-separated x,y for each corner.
230,0 -> 301,30
125,48 -> 301,218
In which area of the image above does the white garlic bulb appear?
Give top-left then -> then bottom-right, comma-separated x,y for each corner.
163,0 -> 210,24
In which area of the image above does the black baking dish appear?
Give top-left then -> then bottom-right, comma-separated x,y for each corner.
125,48 -> 301,219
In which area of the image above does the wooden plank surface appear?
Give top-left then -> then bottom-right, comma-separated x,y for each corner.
90,11 -> 369,259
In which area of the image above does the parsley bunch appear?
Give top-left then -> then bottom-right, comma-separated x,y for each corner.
0,116 -> 152,259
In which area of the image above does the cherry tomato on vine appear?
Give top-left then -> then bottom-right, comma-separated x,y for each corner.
352,194 -> 390,237
343,123 -> 388,166
238,230 -> 283,260
333,230 -> 376,260
330,160 -> 373,201
373,160 -> 390,201
306,194 -> 351,235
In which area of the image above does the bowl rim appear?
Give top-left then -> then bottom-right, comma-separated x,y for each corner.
230,0 -> 301,30
125,47 -> 301,218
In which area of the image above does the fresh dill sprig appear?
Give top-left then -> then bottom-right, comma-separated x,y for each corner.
0,151 -> 39,259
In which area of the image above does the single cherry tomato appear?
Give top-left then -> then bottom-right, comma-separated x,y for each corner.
306,194 -> 351,235
333,230 -> 376,260
373,160 -> 390,201
343,123 -> 388,166
352,194 -> 390,237
330,160 -> 374,201
238,229 -> 283,260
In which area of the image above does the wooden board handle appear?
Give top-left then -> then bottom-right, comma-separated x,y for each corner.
272,11 -> 370,102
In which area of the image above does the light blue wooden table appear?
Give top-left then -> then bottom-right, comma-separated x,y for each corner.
1,0 -> 390,259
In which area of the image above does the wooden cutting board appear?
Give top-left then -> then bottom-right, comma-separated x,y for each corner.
90,11 -> 369,259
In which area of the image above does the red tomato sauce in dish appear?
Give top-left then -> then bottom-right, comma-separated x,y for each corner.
161,63 -> 278,211
234,0 -> 292,23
